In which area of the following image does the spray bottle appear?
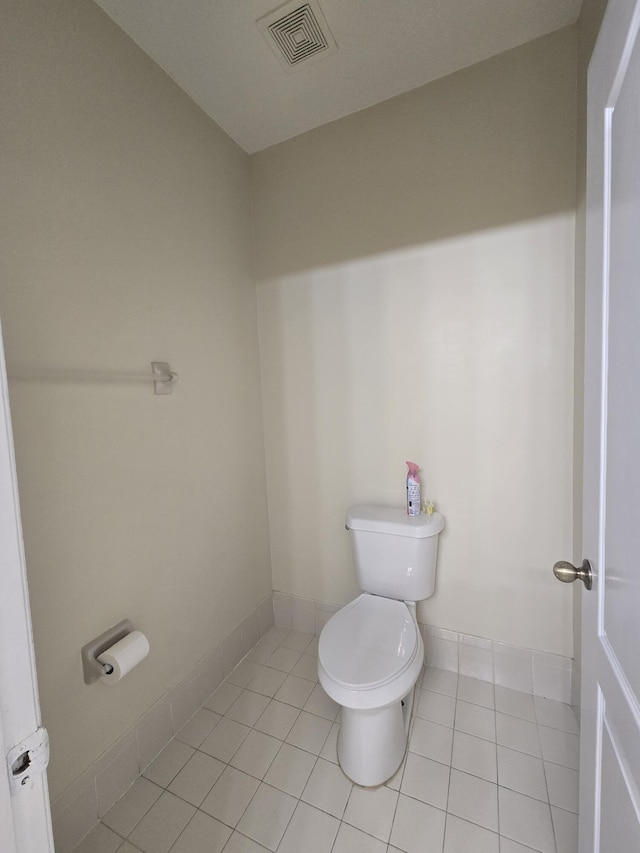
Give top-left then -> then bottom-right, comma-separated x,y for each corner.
406,461 -> 421,517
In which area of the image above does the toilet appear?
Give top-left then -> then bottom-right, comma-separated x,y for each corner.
318,504 -> 444,787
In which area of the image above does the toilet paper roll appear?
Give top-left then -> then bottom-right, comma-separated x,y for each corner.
97,631 -> 149,684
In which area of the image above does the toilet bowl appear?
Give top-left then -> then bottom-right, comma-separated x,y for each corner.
317,504 -> 444,787
318,593 -> 423,786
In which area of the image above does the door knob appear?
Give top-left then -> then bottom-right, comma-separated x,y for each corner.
553,559 -> 593,591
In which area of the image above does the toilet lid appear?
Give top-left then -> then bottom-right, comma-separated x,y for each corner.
319,594 -> 419,690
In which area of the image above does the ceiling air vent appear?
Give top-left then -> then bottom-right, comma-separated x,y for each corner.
257,0 -> 338,72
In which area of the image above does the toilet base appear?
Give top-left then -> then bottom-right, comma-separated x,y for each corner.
337,687 -> 415,787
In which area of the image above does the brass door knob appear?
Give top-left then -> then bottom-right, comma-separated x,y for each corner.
553,559 -> 593,591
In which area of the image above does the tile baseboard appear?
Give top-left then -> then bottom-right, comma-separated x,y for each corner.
423,625 -> 573,705
51,592 -> 274,853
273,591 -> 575,706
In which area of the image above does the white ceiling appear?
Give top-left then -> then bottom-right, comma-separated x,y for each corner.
93,0 -> 583,154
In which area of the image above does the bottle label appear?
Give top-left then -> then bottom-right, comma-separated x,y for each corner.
407,481 -> 420,516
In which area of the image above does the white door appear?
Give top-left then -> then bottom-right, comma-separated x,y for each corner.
0,320 -> 54,852
580,0 -> 640,848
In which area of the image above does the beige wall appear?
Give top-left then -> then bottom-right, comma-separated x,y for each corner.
252,28 -> 578,657
0,0 -> 271,798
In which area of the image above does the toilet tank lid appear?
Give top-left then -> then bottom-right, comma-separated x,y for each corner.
346,505 -> 444,538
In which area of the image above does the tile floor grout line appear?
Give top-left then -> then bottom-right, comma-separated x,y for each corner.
496,722 -> 504,846
440,704 -> 455,853
101,776 -> 165,843
540,746 -> 560,853
385,748 -> 406,842
493,691 -> 501,843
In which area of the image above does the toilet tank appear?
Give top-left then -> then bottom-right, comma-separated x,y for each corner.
346,505 -> 444,601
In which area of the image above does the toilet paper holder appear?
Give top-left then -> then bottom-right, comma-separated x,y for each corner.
81,619 -> 133,684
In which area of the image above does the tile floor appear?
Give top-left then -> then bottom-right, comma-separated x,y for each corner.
74,626 -> 580,853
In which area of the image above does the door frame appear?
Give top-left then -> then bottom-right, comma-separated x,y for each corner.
0,318 -> 54,852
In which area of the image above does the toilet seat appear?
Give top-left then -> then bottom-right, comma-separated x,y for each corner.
318,594 -> 423,710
